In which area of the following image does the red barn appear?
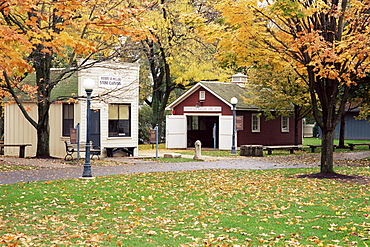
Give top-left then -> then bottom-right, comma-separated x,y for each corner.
165,75 -> 302,150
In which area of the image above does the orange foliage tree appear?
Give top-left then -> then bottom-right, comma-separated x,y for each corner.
216,0 -> 370,173
0,0 -> 143,157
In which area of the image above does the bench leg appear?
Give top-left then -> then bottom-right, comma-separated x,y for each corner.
310,147 -> 315,152
267,149 -> 272,155
349,145 -> 354,151
106,148 -> 114,157
290,149 -> 294,154
64,153 -> 74,161
128,147 -> 135,156
19,146 -> 26,158
91,153 -> 100,160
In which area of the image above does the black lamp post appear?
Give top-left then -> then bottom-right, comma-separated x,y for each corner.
81,78 -> 95,178
230,97 -> 238,154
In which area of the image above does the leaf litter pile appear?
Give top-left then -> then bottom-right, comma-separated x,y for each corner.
0,160 -> 38,172
1,167 -> 370,246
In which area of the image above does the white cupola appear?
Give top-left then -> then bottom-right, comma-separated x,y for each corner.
231,73 -> 248,84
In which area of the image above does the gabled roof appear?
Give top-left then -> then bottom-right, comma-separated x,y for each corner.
20,69 -> 78,101
166,81 -> 257,111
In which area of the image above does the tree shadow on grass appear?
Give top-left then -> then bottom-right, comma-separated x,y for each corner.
296,172 -> 370,184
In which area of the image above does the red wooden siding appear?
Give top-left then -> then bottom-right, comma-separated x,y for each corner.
173,87 -> 232,115
170,85 -> 302,146
236,111 -> 302,146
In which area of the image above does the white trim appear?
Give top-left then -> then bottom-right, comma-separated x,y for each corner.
200,82 -> 235,108
184,106 -> 222,112
252,114 -> 260,132
165,82 -> 234,110
166,82 -> 204,110
184,113 -> 222,117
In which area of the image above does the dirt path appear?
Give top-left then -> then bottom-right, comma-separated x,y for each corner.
0,151 -> 369,185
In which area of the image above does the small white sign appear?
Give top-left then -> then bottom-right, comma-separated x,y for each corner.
99,76 -> 123,88
184,106 -> 222,112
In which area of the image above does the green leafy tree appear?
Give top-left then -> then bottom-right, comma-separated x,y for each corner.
247,64 -> 312,145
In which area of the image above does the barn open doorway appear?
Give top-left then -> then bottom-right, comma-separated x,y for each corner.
187,116 -> 219,148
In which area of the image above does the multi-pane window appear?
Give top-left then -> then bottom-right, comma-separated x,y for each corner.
108,104 -> 131,137
62,104 -> 74,136
199,91 -> 205,100
281,116 -> 289,132
251,114 -> 260,132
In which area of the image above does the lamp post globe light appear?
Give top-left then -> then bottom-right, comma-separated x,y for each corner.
230,97 -> 238,154
81,78 -> 95,178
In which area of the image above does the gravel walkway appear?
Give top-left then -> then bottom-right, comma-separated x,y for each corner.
0,151 -> 369,185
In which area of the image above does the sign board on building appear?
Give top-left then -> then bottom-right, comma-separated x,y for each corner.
99,76 -> 123,88
236,116 -> 244,130
70,128 -> 78,143
184,106 -> 222,112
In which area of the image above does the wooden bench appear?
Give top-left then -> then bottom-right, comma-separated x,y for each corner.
0,144 -> 32,158
105,147 -> 136,157
348,143 -> 370,151
64,141 -> 101,160
263,145 -> 302,155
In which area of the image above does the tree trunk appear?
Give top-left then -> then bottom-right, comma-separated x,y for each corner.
320,128 -> 335,173
294,118 -> 299,145
294,105 -> 299,145
337,112 -> 346,148
33,45 -> 53,157
36,103 -> 50,157
151,93 -> 167,141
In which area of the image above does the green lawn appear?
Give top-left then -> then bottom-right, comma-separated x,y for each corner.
1,167 -> 369,246
143,138 -> 370,157
303,137 -> 370,146
161,138 -> 370,157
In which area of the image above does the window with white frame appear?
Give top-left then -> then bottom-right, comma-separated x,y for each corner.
281,116 -> 289,132
62,103 -> 74,137
108,104 -> 131,137
251,114 -> 260,132
199,91 -> 205,100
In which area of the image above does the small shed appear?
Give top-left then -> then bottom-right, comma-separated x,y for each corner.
165,77 -> 302,150
3,60 -> 139,158
334,110 -> 370,140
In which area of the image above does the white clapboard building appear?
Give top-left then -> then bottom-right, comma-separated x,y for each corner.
4,60 -> 139,158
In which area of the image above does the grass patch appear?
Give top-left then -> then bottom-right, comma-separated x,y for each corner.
138,138 -> 370,158
1,167 -> 369,246
139,143 -> 166,151
177,150 -> 237,157
304,138 -> 370,146
303,138 -> 370,153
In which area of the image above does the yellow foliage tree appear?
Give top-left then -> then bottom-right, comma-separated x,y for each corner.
216,0 -> 370,173
123,0 -> 232,137
0,0 -> 144,157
